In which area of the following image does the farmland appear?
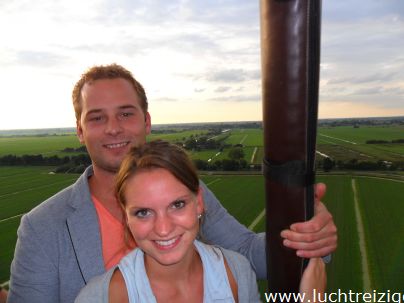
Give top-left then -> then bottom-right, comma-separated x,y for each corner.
317,125 -> 404,162
354,177 -> 404,291
0,135 -> 80,157
1,122 -> 404,294
1,166 -> 403,294
2,124 -> 404,168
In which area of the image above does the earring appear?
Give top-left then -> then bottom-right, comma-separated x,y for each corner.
197,214 -> 202,219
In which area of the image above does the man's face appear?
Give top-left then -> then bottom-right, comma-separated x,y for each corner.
76,78 -> 151,173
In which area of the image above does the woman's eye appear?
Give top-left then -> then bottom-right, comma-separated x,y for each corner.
134,209 -> 151,218
171,200 -> 186,209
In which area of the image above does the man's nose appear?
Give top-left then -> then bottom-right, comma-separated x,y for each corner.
105,117 -> 123,135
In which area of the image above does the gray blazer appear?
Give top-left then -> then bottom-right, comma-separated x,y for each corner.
8,167 -> 265,303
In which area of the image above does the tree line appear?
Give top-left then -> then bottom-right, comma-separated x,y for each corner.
366,139 -> 404,144
0,154 -> 91,173
317,157 -> 404,172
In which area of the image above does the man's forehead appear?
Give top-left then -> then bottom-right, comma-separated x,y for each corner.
81,79 -> 139,100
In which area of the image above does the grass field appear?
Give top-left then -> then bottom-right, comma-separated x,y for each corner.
0,130 -> 209,158
317,175 -> 363,292
317,126 -> 404,162
1,167 -> 403,295
148,129 -> 209,142
2,126 -> 404,166
0,167 -> 78,220
0,135 -> 80,157
318,125 -> 404,144
355,177 -> 404,292
0,167 -> 80,283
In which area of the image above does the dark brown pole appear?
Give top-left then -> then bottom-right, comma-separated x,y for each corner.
260,0 -> 322,294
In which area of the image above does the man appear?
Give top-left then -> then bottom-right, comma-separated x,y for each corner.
8,64 -> 337,303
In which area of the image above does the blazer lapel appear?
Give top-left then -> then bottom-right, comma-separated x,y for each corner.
66,167 -> 105,283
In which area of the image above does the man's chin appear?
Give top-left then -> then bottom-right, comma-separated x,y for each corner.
93,161 -> 122,174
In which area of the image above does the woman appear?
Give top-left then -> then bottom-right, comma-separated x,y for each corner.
75,140 -> 324,302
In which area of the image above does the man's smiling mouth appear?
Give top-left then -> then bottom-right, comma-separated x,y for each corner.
104,142 -> 129,149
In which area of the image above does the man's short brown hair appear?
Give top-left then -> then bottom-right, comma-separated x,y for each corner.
72,63 -> 148,121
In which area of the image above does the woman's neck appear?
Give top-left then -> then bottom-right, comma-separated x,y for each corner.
145,247 -> 200,282
144,247 -> 204,302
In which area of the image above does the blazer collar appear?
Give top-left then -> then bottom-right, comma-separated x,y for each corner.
66,166 -> 106,283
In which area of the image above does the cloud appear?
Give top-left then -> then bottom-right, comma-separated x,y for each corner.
324,1 -> 404,22
14,51 -> 67,67
207,69 -> 246,82
214,86 -> 231,93
154,97 -> 177,102
206,68 -> 260,83
327,72 -> 398,85
209,94 -> 260,102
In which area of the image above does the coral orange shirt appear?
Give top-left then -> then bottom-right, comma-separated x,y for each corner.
92,196 -> 135,270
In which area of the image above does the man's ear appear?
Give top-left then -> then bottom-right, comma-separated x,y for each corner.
196,186 -> 205,215
76,120 -> 85,144
145,112 -> 152,135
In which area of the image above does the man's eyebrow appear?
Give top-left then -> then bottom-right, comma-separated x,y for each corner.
85,109 -> 102,116
119,105 -> 138,110
85,105 -> 137,116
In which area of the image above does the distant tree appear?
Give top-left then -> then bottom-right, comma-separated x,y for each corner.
323,157 -> 335,172
239,159 -> 248,169
193,159 -> 208,170
211,160 -> 222,171
228,147 -> 244,160
221,159 -> 239,171
184,138 -> 197,150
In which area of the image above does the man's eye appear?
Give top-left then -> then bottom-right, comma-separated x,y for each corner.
89,116 -> 102,121
171,200 -> 186,210
121,112 -> 134,118
134,209 -> 151,218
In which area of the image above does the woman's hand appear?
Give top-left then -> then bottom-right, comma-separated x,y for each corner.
299,258 -> 326,303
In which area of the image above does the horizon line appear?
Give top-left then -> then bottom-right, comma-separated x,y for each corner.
1,115 -> 404,132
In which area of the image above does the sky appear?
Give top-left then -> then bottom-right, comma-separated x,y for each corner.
0,0 -> 403,130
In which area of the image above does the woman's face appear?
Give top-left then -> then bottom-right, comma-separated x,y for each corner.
124,168 -> 203,266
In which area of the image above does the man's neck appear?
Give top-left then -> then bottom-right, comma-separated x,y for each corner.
89,165 -> 124,221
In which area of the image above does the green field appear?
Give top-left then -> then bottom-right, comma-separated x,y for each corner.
317,175 -> 363,291
0,167 -> 81,285
0,135 -> 80,157
0,167 -> 78,220
317,126 -> 404,162
148,129 -> 209,142
318,125 -> 404,144
0,130 -> 209,158
2,126 -> 404,167
355,177 -> 404,292
223,129 -> 263,147
1,167 -> 403,295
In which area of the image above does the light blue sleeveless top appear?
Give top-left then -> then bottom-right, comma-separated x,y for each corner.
118,240 -> 235,303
